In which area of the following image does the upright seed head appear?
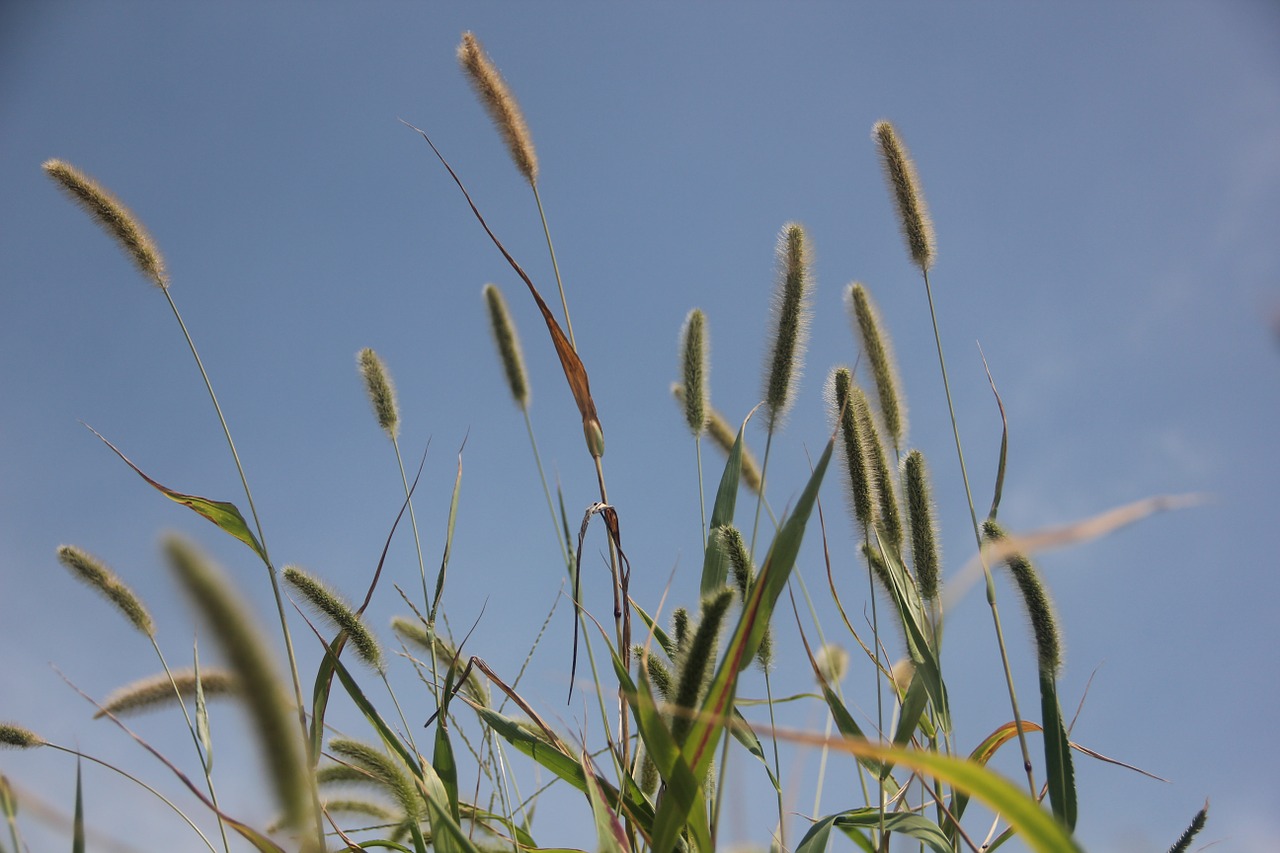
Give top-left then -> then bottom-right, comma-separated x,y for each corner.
482,284 -> 530,409
857,402 -> 903,555
56,545 -> 155,637
164,534 -> 312,829
42,159 -> 168,288
826,367 -> 878,532
848,283 -> 908,449
457,32 -> 539,186
284,566 -> 384,673
902,451 -> 942,601
982,520 -> 1063,675
672,384 -> 763,494
671,588 -> 734,744
873,121 -> 935,272
719,525 -> 771,668
679,308 -> 709,436
763,223 -> 813,431
357,348 -> 399,440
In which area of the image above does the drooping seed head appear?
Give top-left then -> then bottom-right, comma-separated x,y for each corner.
165,534 -> 313,829
679,308 -> 709,436
328,738 -> 422,821
56,545 -> 155,637
903,450 -> 941,601
826,367 -> 878,532
982,520 -> 1063,675
95,668 -> 238,718
0,723 -> 43,749
482,284 -> 530,409
763,223 -> 813,431
672,384 -> 763,494
848,283 -> 908,449
457,32 -> 539,186
284,566 -> 383,673
42,159 -> 168,288
357,348 -> 399,440
873,121 -> 935,272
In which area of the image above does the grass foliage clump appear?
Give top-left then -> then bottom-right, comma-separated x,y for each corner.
8,30 -> 1208,853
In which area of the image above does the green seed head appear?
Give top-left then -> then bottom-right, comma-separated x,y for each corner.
56,545 -> 155,637
357,348 -> 399,439
903,451 -> 941,601
848,284 -> 907,449
857,401 -> 903,555
873,121 -> 935,272
826,368 -> 878,532
0,723 -> 43,749
671,588 -> 734,744
42,159 -> 168,288
457,32 -> 539,186
95,668 -> 238,718
672,384 -> 763,494
328,738 -> 421,821
680,308 -> 709,436
763,222 -> 813,431
982,520 -> 1063,674
284,566 -> 383,672
483,284 -> 530,409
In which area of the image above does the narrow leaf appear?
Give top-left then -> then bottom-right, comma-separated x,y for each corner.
1040,671 -> 1078,831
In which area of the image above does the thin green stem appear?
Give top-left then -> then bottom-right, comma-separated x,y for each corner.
763,668 -> 786,849
695,437 -> 707,548
749,430 -> 777,559
919,268 -> 1035,797
532,184 -> 576,351
522,407 -> 572,572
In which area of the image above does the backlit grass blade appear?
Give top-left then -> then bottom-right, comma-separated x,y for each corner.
1040,671 -> 1077,831
88,426 -> 267,565
581,749 -> 632,853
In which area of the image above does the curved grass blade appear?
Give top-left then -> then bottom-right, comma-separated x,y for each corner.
86,425 -> 267,564
980,344 -> 1009,522
699,416 -> 747,596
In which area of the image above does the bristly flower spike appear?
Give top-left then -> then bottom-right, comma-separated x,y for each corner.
357,348 -> 399,440
0,723 -> 43,749
671,384 -> 763,494
42,159 -> 168,288
763,222 -> 813,431
56,545 -> 155,637
982,520 -> 1063,675
873,121 -> 935,272
848,283 -> 908,451
457,32 -> 539,186
903,450 -> 941,602
679,308 -> 709,436
284,566 -> 384,673
483,284 -> 530,409
826,367 -> 877,532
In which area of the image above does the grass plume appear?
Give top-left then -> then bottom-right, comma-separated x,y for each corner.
56,545 -> 155,637
680,308 -> 709,436
283,566 -> 384,672
848,283 -> 907,450
903,450 -> 941,602
672,383 -> 762,494
762,222 -> 813,431
983,520 -> 1063,674
95,669 -> 238,718
483,283 -> 530,408
0,724 -> 43,750
827,367 -> 877,532
357,348 -> 400,440
327,738 -> 421,822
873,121 -> 935,272
42,159 -> 168,288
458,32 -> 538,187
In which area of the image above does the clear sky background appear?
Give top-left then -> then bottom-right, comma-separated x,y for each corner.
2,3 -> 1278,852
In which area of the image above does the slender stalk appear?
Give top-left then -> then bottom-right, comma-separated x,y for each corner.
523,408 -> 572,571
919,269 -> 1035,796
532,185 -> 576,351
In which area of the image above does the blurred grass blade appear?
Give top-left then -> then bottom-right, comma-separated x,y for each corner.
699,416 -> 747,596
581,750 -> 632,853
193,640 -> 213,773
832,809 -> 951,853
72,758 -> 84,853
1040,671 -> 1077,831
87,425 -> 267,564
892,670 -> 930,749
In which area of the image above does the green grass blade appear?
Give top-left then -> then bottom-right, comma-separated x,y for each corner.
1040,671 -> 1077,831
72,759 -> 84,853
834,809 -> 951,853
699,419 -> 745,596
581,750 -> 631,853
429,447 -> 464,624
88,426 -> 268,564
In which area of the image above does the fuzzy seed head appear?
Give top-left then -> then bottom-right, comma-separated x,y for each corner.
328,738 -> 421,820
165,534 -> 312,828
763,223 -> 813,430
483,284 -> 530,408
903,451 -> 941,601
284,566 -> 383,672
873,121 -> 935,272
0,723 -> 43,749
826,368 -> 878,532
848,284 -> 908,449
857,402 -> 903,554
814,644 -> 849,686
982,521 -> 1063,674
42,159 -> 168,288
458,32 -> 539,185
56,545 -> 155,637
679,308 -> 709,436
391,616 -> 488,706
95,668 -> 238,718
356,348 -> 399,439
672,384 -> 763,494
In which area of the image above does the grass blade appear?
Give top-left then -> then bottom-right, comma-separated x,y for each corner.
699,415 -> 747,596
1040,672 -> 1077,831
72,758 -> 84,853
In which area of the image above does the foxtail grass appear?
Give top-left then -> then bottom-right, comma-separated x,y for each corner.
55,545 -> 154,637
848,283 -> 907,452
284,566 -> 384,672
94,669 -> 237,719
680,308 -> 710,543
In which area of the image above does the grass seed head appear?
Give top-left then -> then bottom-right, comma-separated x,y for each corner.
672,384 -> 762,494
857,401 -> 903,554
826,368 -> 878,532
56,545 -> 155,637
284,566 -> 383,672
165,534 -> 313,829
357,348 -> 399,439
42,159 -> 168,288
457,32 -> 539,186
814,643 -> 849,686
763,222 -> 813,431
982,520 -> 1063,674
95,668 -> 238,718
328,738 -> 421,821
0,723 -> 43,749
873,121 -> 935,272
679,309 -> 709,436
903,450 -> 941,601
483,284 -> 530,409
848,283 -> 908,449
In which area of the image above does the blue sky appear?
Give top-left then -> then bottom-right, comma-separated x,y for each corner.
2,3 -> 1278,851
